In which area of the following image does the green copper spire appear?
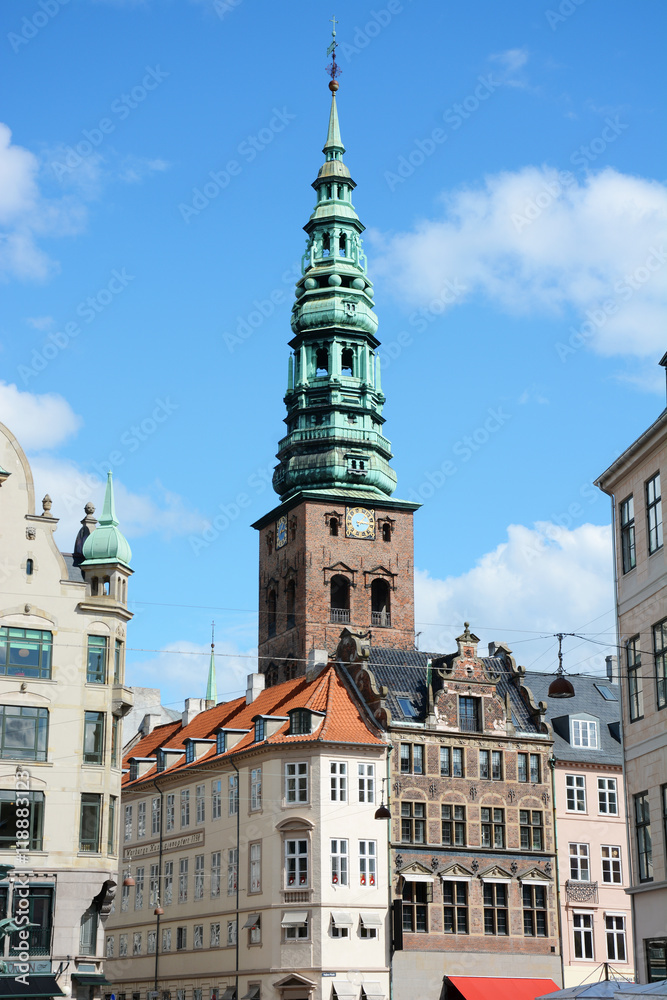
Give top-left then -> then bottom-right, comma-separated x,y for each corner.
206,623 -> 217,704
272,67 -> 397,501
81,471 -> 132,567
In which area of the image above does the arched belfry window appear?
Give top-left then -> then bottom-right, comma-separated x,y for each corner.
316,348 -> 329,376
371,579 -> 391,628
286,580 -> 296,630
322,232 -> 331,257
330,575 -> 350,624
339,232 -> 347,256
330,517 -> 339,537
341,348 -> 353,376
267,589 -> 277,637
382,523 -> 392,542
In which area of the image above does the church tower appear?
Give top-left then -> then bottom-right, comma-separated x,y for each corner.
253,58 -> 419,683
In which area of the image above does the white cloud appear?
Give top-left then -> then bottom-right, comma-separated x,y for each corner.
489,47 -> 530,88
414,521 -> 615,675
0,381 -> 82,449
126,640 -> 255,710
25,316 -> 54,331
372,167 -> 667,362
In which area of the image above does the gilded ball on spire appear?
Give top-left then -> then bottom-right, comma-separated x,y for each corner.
329,80 -> 339,93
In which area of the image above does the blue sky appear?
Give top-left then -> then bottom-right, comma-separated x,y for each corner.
1,0 -> 665,712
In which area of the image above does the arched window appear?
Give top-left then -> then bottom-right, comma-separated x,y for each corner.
330,517 -> 339,537
339,232 -> 347,256
265,663 -> 278,688
267,589 -> 277,637
91,577 -> 99,596
330,575 -> 350,623
285,661 -> 297,681
103,577 -> 111,597
286,580 -> 296,629
25,559 -> 33,576
322,232 -> 331,257
316,348 -> 329,376
382,523 -> 392,542
341,348 -> 353,376
371,579 -> 391,627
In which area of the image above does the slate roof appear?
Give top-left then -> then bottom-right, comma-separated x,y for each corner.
366,647 -> 541,733
523,671 -> 622,765
61,553 -> 85,583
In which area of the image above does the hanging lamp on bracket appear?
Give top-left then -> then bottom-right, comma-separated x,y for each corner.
548,633 -> 575,699
374,776 -> 391,820
122,870 -> 135,887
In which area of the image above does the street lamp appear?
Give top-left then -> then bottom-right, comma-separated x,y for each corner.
548,634 -> 575,699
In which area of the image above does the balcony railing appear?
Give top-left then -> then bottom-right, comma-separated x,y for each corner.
371,611 -> 391,627
565,880 -> 598,903
458,716 -> 481,733
330,608 -> 350,624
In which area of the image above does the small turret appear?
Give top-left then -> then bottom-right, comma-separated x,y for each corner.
81,472 -> 132,603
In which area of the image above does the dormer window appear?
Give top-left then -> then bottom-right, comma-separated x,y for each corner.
289,709 -> 311,736
156,750 -> 166,773
128,760 -> 138,782
254,718 -> 266,742
571,718 -> 598,749
185,741 -> 195,764
216,731 -> 226,755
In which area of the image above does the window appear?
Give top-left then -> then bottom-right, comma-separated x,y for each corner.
289,709 -> 311,735
0,789 -> 44,851
635,792 -> 653,882
0,705 -> 48,761
620,495 -> 636,572
520,810 -> 544,850
8,885 -> 53,955
330,575 -> 350,622
149,864 -> 159,906
134,867 -> 144,909
627,637 -> 644,721
459,696 -> 481,732
166,794 -> 175,831
185,740 -> 195,764
606,915 -> 626,961
106,935 -> 114,958
121,885 -> 129,912
137,801 -> 146,839
330,761 -> 347,801
108,795 -> 117,854
147,930 -> 156,954
114,638 -> 123,682
210,922 -> 220,948
216,730 -> 225,754
267,589 -> 277,636
359,840 -> 376,886
285,762 -> 308,803
479,750 -> 502,780
402,880 -> 431,933
119,934 -> 128,957
646,472 -> 663,553
250,768 -> 262,810
229,774 -> 239,815
401,801 -> 426,843
522,884 -> 547,936
358,763 -> 374,803
330,516 -> 339,536
128,760 -> 138,782
211,851 -> 221,897
483,884 -> 508,935
80,793 -> 101,852
443,881 -> 468,934
316,346 -> 329,372
178,858 -> 188,902
517,753 -> 541,783
400,743 -> 423,774
194,924 -> 203,949
283,914 -> 308,941
654,618 -> 667,709
646,939 -> 667,983
111,717 -> 121,768
452,747 -> 464,777
330,839 -> 348,885
181,789 -> 190,827
80,907 -> 98,956
441,804 -> 466,846
87,635 -> 107,683
569,843 -> 590,881
481,808 -> 505,849
601,845 -> 622,883
195,854 -> 205,900
254,718 -> 266,742
227,847 -> 238,895
479,750 -> 490,779
133,931 -> 142,955
212,779 -> 221,819
573,913 -> 594,959
566,774 -> 587,812
572,719 -> 598,748
371,578 -> 391,627
151,796 -> 161,835
176,926 -> 187,951
161,927 -> 171,952
196,783 -> 205,823
0,627 -> 52,679
360,915 -> 379,938
285,838 -> 308,887
598,777 -> 618,815
663,786 -> 667,869
25,558 -> 33,576
440,746 -> 450,776
164,861 -> 173,905
250,842 -> 261,892
227,920 -> 237,946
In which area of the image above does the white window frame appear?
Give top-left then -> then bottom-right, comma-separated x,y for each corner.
149,863 -> 159,906
359,840 -> 377,887
163,860 -> 173,905
601,845 -> 622,884
566,774 -> 587,812
598,777 -> 618,815
193,924 -> 203,949
285,838 -> 309,888
250,842 -> 261,893
147,929 -> 156,955
285,761 -> 308,804
250,767 -> 262,811
283,914 -> 309,941
227,919 -> 237,946
124,804 -> 132,842
105,935 -> 114,958
330,761 -> 347,802
196,783 -> 205,824
119,933 -> 128,957
572,718 -> 598,749
161,927 -> 171,952
151,796 -> 160,835
210,921 -> 220,948
605,914 -> 627,962
211,850 -> 221,897
569,843 -> 590,882
330,838 -> 349,885
132,931 -> 142,956
572,911 -> 594,960
166,793 -> 175,831
180,789 -> 190,828
137,801 -> 146,839
211,779 -> 221,820
194,854 -> 205,900
228,773 -> 239,816
178,858 -> 188,902
357,762 -> 375,803
227,847 -> 238,895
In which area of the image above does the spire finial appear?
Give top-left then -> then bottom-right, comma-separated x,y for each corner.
206,620 -> 217,705
326,15 -> 342,93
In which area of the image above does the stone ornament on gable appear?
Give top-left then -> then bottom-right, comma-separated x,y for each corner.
41,494 -> 52,515
26,527 -> 36,540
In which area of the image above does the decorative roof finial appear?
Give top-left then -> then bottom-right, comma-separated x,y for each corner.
326,15 -> 341,93
206,620 -> 217,705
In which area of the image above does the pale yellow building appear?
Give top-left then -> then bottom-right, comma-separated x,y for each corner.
0,421 -> 134,1000
595,354 -> 667,984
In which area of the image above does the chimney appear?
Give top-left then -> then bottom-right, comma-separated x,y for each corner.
488,642 -> 497,656
139,712 -> 162,737
606,655 -> 619,684
246,673 -> 266,705
182,698 -> 206,727
306,649 -> 329,681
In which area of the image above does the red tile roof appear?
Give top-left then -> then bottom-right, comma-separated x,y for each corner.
122,665 -> 384,788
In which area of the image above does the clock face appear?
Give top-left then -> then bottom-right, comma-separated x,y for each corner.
276,515 -> 288,548
346,506 -> 375,539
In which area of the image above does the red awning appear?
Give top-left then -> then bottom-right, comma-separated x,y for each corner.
447,977 -> 560,1000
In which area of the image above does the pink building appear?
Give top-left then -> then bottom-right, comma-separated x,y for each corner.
525,670 -> 635,986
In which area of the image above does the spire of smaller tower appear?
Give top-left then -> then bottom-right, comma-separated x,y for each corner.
324,92 -> 344,157
101,471 -> 119,526
81,471 -> 132,567
206,621 -> 217,704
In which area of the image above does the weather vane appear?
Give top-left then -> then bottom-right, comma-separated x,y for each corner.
326,15 -> 342,90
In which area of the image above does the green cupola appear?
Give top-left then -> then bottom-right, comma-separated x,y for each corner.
82,472 -> 132,568
272,80 -> 397,500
